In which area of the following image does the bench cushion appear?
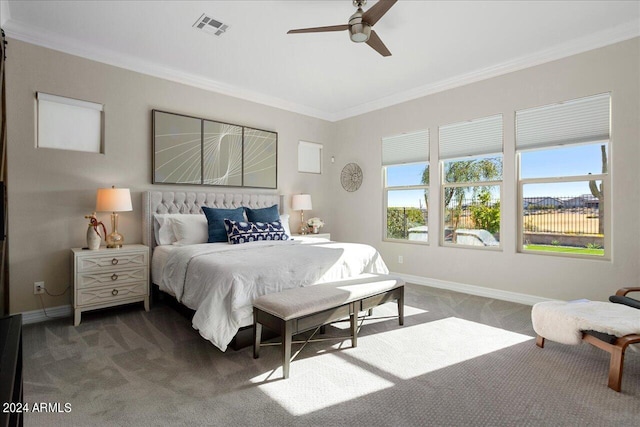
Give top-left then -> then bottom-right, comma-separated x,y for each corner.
253,274 -> 404,321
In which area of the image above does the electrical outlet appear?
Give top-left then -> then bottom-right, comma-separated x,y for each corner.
398,255 -> 403,264
34,281 -> 45,295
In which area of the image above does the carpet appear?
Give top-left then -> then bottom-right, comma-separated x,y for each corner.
21,284 -> 639,426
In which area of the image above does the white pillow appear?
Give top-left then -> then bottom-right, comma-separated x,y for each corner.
153,214 -> 178,246
171,215 -> 209,246
280,214 -> 292,237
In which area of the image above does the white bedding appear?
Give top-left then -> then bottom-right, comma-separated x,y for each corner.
158,239 -> 389,351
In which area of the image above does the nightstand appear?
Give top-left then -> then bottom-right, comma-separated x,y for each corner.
72,244 -> 149,326
292,233 -> 331,240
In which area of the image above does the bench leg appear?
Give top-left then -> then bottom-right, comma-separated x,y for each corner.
282,320 -> 292,379
253,322 -> 262,359
398,286 -> 404,326
608,346 -> 624,392
536,335 -> 545,348
350,303 -> 357,348
319,325 -> 326,335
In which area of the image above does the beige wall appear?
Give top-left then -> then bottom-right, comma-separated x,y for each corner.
6,37 -> 640,313
330,38 -> 640,302
6,39 -> 335,313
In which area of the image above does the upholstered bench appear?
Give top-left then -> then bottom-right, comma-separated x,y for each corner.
253,274 -> 404,378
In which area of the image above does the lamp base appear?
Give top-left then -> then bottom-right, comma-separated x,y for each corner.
106,212 -> 124,248
106,232 -> 124,248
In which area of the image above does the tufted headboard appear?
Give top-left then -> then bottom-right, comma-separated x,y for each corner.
142,191 -> 282,249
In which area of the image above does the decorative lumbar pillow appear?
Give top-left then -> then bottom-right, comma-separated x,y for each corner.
245,204 -> 279,223
202,206 -> 245,243
224,219 -> 289,244
171,214 -> 208,246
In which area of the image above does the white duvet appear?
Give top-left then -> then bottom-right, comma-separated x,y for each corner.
159,240 -> 389,351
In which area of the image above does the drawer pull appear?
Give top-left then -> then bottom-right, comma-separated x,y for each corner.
111,274 -> 118,281
111,289 -> 119,296
111,258 -> 119,265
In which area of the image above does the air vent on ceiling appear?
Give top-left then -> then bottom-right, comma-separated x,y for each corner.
193,13 -> 229,36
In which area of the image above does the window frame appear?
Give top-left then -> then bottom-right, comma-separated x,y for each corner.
515,93 -> 611,259
439,155 -> 503,249
382,162 -> 430,244
438,113 -> 504,250
516,147 -> 610,259
381,129 -> 430,244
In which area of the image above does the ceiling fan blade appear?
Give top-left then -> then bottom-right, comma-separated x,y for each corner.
366,30 -> 391,57
362,0 -> 398,26
287,24 -> 349,34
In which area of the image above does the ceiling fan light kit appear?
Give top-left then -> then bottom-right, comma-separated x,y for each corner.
288,0 -> 397,57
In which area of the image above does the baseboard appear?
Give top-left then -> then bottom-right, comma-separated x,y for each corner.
392,272 -> 552,306
20,304 -> 72,325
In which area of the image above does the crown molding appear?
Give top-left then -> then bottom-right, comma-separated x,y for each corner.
2,18 -> 335,122
331,20 -> 640,122
3,16 -> 638,123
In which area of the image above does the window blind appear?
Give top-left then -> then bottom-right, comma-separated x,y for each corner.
382,129 -> 429,166
37,92 -> 104,153
516,93 -> 610,151
439,114 -> 503,160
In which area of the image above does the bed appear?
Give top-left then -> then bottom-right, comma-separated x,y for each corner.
143,191 -> 389,351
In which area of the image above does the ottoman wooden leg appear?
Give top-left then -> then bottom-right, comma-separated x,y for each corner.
536,335 -> 545,348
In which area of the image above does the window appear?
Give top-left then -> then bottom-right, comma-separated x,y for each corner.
382,130 -> 429,242
37,92 -> 104,153
298,141 -> 322,174
516,93 -> 610,257
439,115 -> 503,248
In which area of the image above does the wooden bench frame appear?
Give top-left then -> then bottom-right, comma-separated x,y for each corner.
253,285 -> 404,379
536,286 -> 640,392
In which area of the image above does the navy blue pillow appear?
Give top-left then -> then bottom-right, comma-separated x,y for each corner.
224,219 -> 289,244
202,206 -> 245,243
245,204 -> 279,223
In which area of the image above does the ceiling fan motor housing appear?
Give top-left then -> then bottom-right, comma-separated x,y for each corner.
349,8 -> 371,42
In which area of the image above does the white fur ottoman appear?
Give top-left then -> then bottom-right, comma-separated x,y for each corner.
531,299 -> 640,391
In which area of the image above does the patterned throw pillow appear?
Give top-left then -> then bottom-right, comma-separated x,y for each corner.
224,219 -> 289,245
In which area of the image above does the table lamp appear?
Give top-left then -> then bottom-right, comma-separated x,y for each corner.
96,186 -> 132,248
291,194 -> 312,235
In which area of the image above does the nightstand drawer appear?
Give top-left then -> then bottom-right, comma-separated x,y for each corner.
77,251 -> 148,272
77,282 -> 147,306
76,267 -> 147,289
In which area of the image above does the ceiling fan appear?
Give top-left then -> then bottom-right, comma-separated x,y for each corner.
287,0 -> 397,57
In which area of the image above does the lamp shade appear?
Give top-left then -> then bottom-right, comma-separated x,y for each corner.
96,187 -> 132,212
291,194 -> 312,211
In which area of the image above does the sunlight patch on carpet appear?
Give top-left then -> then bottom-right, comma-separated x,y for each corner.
331,303 -> 427,330
350,317 -> 533,380
250,353 -> 394,415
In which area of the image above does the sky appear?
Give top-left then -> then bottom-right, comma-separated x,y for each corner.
387,143 -> 607,208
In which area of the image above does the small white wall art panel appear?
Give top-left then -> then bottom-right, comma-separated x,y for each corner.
36,92 -> 103,153
298,141 -> 322,174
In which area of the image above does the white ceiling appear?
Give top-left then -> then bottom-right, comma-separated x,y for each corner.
2,1 -> 639,121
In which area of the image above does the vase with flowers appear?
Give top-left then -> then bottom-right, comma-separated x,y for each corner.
85,212 -> 107,250
307,217 -> 324,234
